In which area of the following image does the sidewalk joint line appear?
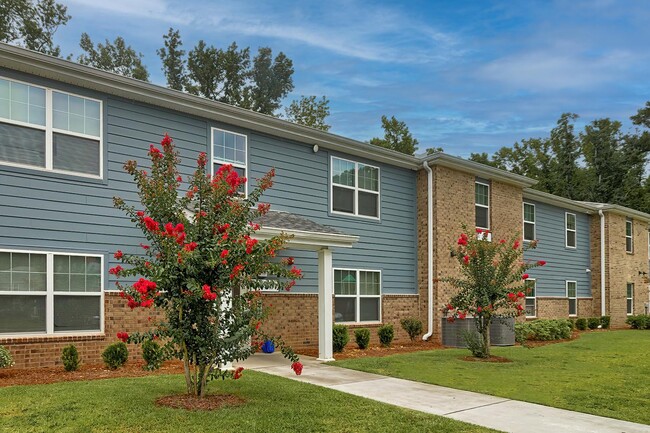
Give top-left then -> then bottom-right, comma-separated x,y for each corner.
442,399 -> 512,416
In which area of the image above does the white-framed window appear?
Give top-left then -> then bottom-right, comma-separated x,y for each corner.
0,76 -> 103,178
333,269 -> 381,323
211,127 -> 248,196
625,218 -> 633,253
475,181 -> 489,230
566,280 -> 577,316
565,212 -> 576,248
331,156 -> 380,219
626,283 -> 634,315
524,278 -> 536,318
523,202 -> 535,242
0,249 -> 103,336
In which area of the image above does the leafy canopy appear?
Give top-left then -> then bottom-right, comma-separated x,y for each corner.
370,115 -> 419,155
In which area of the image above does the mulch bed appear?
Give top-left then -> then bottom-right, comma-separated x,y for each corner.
0,360 -> 185,388
461,355 -> 512,363
296,340 -> 445,360
155,394 -> 246,411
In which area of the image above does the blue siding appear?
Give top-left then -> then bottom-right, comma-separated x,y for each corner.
0,69 -> 417,295
523,200 -> 592,297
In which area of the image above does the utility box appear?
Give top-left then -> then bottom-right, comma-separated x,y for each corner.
441,317 -> 515,347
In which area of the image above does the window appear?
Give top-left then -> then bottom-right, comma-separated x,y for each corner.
0,77 -> 102,177
211,127 -> 247,196
0,250 -> 102,335
331,156 -> 380,219
566,281 -> 577,316
334,269 -> 381,323
627,283 -> 634,315
626,218 -> 633,253
524,279 -> 536,318
475,181 -> 489,230
565,213 -> 576,248
523,203 -> 535,241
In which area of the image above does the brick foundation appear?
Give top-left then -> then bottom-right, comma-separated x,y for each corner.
534,297 -> 594,320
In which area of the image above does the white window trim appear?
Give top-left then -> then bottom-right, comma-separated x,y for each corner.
0,248 -> 104,338
647,230 -> 649,260
566,280 -> 577,317
475,181 -> 490,230
210,127 -> 248,198
333,268 -> 382,324
523,202 -> 536,242
330,155 -> 381,220
626,283 -> 634,316
625,219 -> 633,254
525,278 -> 536,318
0,76 -> 104,179
565,212 -> 577,249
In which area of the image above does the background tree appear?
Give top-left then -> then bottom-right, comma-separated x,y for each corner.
370,115 -> 419,155
426,146 -> 444,155
284,95 -> 331,131
112,134 -> 303,397
76,33 -> 149,81
157,27 -> 186,91
0,0 -> 70,56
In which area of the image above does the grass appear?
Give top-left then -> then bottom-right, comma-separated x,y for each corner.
333,330 -> 650,425
0,371 -> 498,433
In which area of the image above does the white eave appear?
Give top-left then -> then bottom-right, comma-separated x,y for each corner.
579,202 -> 650,223
524,189 -> 598,214
256,227 -> 359,250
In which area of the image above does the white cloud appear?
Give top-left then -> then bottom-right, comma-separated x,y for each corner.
65,0 -> 193,25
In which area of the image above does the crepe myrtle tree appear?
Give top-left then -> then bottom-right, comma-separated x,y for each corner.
440,226 -> 546,358
111,134 -> 303,397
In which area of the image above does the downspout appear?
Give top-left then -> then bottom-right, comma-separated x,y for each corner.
599,210 -> 606,316
422,161 -> 434,340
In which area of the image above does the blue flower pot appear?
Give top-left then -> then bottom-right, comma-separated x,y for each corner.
261,340 -> 275,353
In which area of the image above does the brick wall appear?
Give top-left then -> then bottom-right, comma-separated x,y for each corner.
534,297 -> 594,319
260,293 -> 319,349
1,292 -> 162,369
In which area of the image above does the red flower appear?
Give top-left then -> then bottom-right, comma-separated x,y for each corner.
230,264 -> 245,279
517,291 -> 525,298
109,265 -> 123,276
202,284 -> 217,301
140,243 -> 150,250
114,250 -> 123,259
499,239 -> 506,244
458,237 -> 468,246
133,278 -> 157,295
446,303 -> 453,311
507,292 -> 517,302
477,306 -> 482,313
161,133 -> 172,147
291,361 -> 303,376
285,257 -> 295,266
127,297 -> 139,309
513,240 -> 520,249
149,144 -> 162,157
476,228 -> 483,234
140,299 -> 154,308
176,232 -> 186,245
116,332 -> 129,343
184,242 -> 198,252
290,266 -> 302,278
233,366 -> 244,380
220,250 -> 229,259
197,152 -> 207,167
463,255 -> 470,265
516,304 -> 524,311
458,311 -> 467,320
143,217 -> 159,232
522,273 -> 529,280
136,211 -> 145,218
258,202 -> 271,214
216,223 -> 230,234
176,176 -> 182,182
537,260 -> 546,266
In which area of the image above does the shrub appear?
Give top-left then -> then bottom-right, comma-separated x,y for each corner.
61,345 -> 80,372
378,324 -> 394,347
0,345 -> 13,369
600,316 -> 611,329
354,328 -> 370,350
575,318 -> 588,331
102,342 -> 129,370
567,318 -> 576,330
400,317 -> 423,342
514,319 -> 572,342
141,340 -> 164,371
332,324 -> 349,353
587,317 -> 600,330
626,315 -> 650,330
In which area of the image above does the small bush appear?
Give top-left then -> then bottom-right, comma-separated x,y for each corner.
354,328 -> 370,349
102,342 -> 129,370
587,317 -> 600,330
142,340 -> 164,371
378,324 -> 394,347
515,319 -> 572,342
0,345 -> 13,369
61,345 -> 80,372
332,324 -> 349,353
400,317 -> 423,342
600,316 -> 611,329
567,318 -> 576,330
463,330 -> 488,358
575,318 -> 588,331
626,314 -> 650,330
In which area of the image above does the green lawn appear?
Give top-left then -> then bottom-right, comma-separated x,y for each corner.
333,330 -> 650,425
0,371 -> 498,433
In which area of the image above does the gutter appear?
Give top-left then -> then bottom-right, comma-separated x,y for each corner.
599,210 -> 606,316
422,161 -> 434,340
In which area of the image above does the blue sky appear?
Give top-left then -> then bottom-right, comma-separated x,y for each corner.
53,0 -> 650,157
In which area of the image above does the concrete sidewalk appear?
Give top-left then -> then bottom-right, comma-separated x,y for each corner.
238,353 -> 650,433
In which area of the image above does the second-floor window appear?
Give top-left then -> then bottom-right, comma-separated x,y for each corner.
626,218 -> 633,253
0,76 -> 102,178
475,181 -> 489,230
565,212 -> 576,248
212,127 -> 247,196
523,203 -> 535,241
331,156 -> 380,219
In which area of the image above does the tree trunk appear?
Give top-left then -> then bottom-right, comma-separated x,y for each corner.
480,316 -> 491,358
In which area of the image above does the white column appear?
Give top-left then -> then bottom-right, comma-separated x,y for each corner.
317,247 -> 334,361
